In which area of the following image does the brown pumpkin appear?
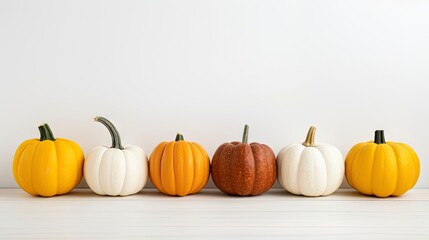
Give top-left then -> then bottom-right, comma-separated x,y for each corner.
211,125 -> 277,196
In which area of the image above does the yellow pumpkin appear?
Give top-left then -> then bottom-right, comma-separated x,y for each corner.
13,124 -> 84,197
149,133 -> 210,196
345,130 -> 420,197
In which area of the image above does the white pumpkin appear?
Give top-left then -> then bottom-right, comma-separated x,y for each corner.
84,116 -> 148,196
277,126 -> 344,197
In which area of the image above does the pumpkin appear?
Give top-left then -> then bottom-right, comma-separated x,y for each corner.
13,124 -> 84,197
277,126 -> 344,197
211,125 -> 276,196
149,133 -> 210,196
84,116 -> 148,196
345,130 -> 420,197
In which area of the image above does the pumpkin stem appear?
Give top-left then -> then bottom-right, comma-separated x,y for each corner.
175,133 -> 184,141
38,125 -> 47,141
38,123 -> 55,141
242,124 -> 249,144
374,130 -> 386,144
94,116 -> 124,149
303,126 -> 316,147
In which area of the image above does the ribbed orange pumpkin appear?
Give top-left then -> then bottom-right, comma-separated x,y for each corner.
149,133 -> 210,196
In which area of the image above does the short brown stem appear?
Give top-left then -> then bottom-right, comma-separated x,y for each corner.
303,126 -> 316,147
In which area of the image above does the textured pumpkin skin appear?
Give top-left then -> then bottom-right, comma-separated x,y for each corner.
211,142 -> 277,196
345,132 -> 420,197
13,137 -> 84,197
149,137 -> 210,196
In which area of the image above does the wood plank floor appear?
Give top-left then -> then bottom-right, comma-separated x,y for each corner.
1,189 -> 428,239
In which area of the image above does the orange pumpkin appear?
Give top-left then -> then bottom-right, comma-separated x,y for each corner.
149,133 -> 210,196
211,125 -> 277,196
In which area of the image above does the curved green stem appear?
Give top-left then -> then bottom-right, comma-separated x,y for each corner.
95,116 -> 124,149
242,125 -> 249,144
39,124 -> 55,141
374,130 -> 386,144
303,126 -> 316,147
38,125 -> 47,141
175,133 -> 184,141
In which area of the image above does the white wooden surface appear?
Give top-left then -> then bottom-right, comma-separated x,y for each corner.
1,189 -> 428,239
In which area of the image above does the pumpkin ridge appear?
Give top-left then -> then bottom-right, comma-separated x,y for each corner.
149,142 -> 168,194
249,144 -> 261,195
174,141 -> 191,196
224,143 -> 236,195
345,143 -> 364,189
18,141 -> 39,195
195,142 -> 210,192
388,143 -> 414,196
241,143 -> 256,195
395,143 -> 413,192
231,143 -> 252,195
372,145 -> 395,197
106,150 -> 115,195
351,144 -> 371,194
317,147 -> 330,196
188,143 -> 199,194
54,141 -> 62,194
184,141 -> 193,195
211,143 -> 230,193
13,140 -> 34,191
262,144 -> 276,194
401,143 -> 420,185
118,150 -> 129,195
295,147 -> 308,195
387,143 -> 401,196
401,143 -> 420,190
41,141 -> 59,197
181,141 -> 194,196
282,144 -> 303,195
161,142 -> 176,195
260,145 -> 270,194
160,143 -> 170,194
189,142 -> 208,194
364,144 -> 377,196
229,144 -> 240,195
59,140 -> 73,188
56,140 -> 78,194
350,143 -> 369,190
317,144 -> 344,196
299,148 -> 321,196
172,141 -> 181,195
31,141 -> 44,196
383,144 -> 398,197
67,140 -> 85,189
98,149 -> 110,195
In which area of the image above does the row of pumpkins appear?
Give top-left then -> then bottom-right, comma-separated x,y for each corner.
13,116 -> 420,198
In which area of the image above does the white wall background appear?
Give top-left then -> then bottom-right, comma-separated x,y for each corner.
0,0 -> 428,189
